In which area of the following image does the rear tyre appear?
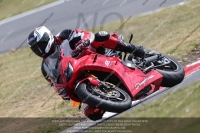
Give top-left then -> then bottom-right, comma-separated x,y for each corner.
155,53 -> 185,87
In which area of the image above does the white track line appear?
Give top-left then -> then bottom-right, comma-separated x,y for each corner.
103,100 -> 140,118
138,1 -> 190,17
186,60 -> 200,67
0,0 -> 71,25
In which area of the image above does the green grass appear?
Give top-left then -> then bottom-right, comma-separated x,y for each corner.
0,49 -> 84,132
0,0 -> 200,132
0,0 -> 56,21
0,49 -> 84,117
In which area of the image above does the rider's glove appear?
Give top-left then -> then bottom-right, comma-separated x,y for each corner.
71,39 -> 90,57
75,39 -> 90,51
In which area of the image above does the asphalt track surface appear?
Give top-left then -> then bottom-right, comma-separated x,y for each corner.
0,0 -> 186,53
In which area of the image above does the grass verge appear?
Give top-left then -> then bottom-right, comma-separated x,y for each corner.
0,0 -> 200,132
0,0 -> 56,21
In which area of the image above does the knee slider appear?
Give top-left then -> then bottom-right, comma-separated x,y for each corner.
95,31 -> 110,42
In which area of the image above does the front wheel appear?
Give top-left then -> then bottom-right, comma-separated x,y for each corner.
76,82 -> 132,113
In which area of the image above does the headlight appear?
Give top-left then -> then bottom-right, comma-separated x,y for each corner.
64,62 -> 74,82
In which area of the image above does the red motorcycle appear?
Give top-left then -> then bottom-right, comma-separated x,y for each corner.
43,34 -> 184,113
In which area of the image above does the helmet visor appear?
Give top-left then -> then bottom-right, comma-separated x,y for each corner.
30,41 -> 47,57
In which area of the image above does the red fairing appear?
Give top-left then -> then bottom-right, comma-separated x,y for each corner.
76,48 -> 96,59
58,53 -> 82,102
59,53 -> 163,100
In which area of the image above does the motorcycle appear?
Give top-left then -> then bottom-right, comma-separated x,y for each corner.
43,34 -> 185,113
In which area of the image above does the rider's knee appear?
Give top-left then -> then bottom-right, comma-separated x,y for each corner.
94,31 -> 110,42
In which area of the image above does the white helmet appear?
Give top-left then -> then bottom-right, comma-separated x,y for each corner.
27,26 -> 54,58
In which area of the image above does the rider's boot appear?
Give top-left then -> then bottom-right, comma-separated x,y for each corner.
91,32 -> 145,58
115,40 -> 146,58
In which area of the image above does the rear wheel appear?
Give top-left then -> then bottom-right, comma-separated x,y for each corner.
76,82 -> 132,113
152,53 -> 185,87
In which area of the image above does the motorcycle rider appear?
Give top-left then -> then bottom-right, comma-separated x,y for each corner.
27,26 -> 145,120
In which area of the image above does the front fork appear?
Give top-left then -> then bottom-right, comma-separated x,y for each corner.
74,73 -> 109,93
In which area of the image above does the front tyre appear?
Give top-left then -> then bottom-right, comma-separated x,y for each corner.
76,82 -> 132,113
